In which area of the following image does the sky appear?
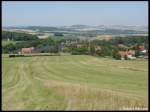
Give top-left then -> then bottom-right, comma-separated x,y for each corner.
2,1 -> 148,27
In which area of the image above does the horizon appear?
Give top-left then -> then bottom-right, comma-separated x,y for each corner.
2,1 -> 148,27
2,24 -> 148,28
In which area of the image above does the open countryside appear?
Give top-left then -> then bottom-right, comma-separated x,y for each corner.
2,1 -> 148,111
2,55 -> 148,110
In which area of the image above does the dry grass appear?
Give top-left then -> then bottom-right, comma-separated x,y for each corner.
2,55 -> 148,110
40,79 -> 147,110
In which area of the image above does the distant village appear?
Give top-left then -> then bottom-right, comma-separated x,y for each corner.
117,43 -> 148,60
2,29 -> 148,59
10,39 -> 148,60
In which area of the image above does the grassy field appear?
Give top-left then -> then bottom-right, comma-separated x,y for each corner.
2,55 -> 148,110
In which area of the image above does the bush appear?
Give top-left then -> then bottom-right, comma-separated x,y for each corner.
2,43 -> 17,53
72,48 -> 88,55
112,48 -> 121,60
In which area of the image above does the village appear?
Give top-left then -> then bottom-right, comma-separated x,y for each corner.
2,1 -> 148,111
117,43 -> 148,60
9,38 -> 148,60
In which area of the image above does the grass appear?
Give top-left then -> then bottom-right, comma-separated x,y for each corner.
2,55 -> 148,110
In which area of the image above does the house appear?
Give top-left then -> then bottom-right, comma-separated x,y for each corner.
118,49 -> 136,60
76,44 -> 83,48
95,46 -> 101,51
116,41 -> 136,60
126,49 -> 136,60
21,47 -> 34,54
138,45 -> 148,59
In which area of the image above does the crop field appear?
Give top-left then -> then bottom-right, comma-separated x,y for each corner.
2,55 -> 148,110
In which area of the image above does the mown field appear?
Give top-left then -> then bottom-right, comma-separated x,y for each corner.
2,55 -> 148,110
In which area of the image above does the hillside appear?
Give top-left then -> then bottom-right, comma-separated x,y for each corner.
3,25 -> 148,36
2,55 -> 148,110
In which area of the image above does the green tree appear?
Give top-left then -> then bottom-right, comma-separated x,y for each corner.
112,48 -> 121,60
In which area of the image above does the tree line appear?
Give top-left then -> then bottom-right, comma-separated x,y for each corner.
2,31 -> 148,58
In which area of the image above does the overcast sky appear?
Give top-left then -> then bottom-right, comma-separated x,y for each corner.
2,1 -> 148,26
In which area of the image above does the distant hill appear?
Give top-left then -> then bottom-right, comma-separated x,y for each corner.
3,25 -> 148,35
70,24 -> 91,28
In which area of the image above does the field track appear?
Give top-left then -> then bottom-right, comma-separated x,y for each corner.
2,55 -> 148,110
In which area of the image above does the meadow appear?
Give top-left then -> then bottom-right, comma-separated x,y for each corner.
2,55 -> 148,110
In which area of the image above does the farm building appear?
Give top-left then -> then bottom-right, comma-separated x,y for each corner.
115,42 -> 136,60
21,47 -> 34,54
115,43 -> 149,60
118,49 -> 136,60
126,49 -> 136,60
138,45 -> 148,59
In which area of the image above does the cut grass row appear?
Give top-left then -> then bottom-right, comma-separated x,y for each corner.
2,55 -> 148,110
